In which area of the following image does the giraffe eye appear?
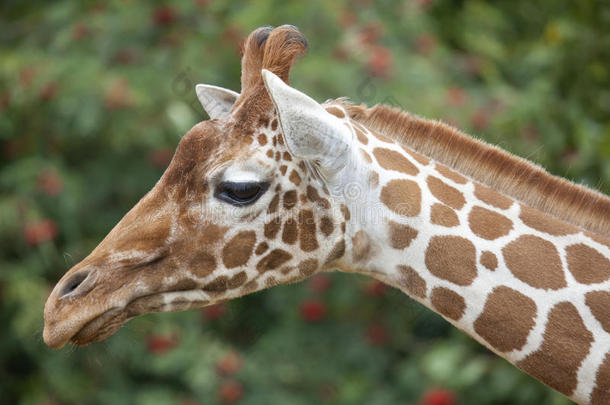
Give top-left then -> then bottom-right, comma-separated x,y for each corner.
215,181 -> 270,206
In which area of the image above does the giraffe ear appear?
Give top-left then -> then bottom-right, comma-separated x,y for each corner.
262,69 -> 350,176
195,84 -> 239,119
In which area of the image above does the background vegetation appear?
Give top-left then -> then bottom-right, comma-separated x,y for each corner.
2,0 -> 609,404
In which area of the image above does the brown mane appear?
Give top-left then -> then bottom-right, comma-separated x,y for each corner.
341,102 -> 610,238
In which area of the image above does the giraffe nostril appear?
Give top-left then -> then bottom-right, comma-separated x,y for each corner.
59,270 -> 91,298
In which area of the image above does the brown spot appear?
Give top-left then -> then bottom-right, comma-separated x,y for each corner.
354,126 -> 368,145
258,116 -> 269,128
298,161 -> 307,172
403,147 -> 430,165
320,216 -> 334,237
275,151 -> 281,161
426,236 -> 477,286
468,206 -> 513,240
520,205 -> 578,236
427,176 -> 466,210
306,185 -> 330,209
257,133 -> 267,145
282,151 -> 292,161
256,249 -> 292,272
325,239 -> 345,264
264,218 -> 281,239
241,280 -> 257,294
503,235 -> 566,290
341,222 -> 346,232
591,352 -> 610,405
228,271 -> 247,288
266,149 -> 274,158
352,230 -> 376,263
360,148 -> 373,163
430,203 -> 459,227
474,183 -> 513,210
255,241 -> 269,255
517,302 -> 593,397
265,276 -> 278,287
325,106 -> 345,118
585,291 -> 610,334
222,231 -> 256,268
203,276 -> 228,292
289,170 -> 301,186
373,147 -> 419,176
279,165 -> 287,175
436,164 -> 467,184
282,218 -> 298,245
298,209 -> 318,252
199,224 -> 228,245
283,190 -> 298,209
380,179 -> 422,217
388,220 -> 418,249
369,171 -> 379,188
397,265 -> 426,298
566,243 -> 610,284
340,204 -> 350,221
189,251 -> 217,278
272,136 -> 277,147
587,232 -> 610,250
277,134 -> 284,145
474,286 -> 537,352
430,287 -> 466,321
480,251 -> 498,271
271,119 -> 278,131
298,258 -> 319,277
371,129 -> 393,143
267,194 -> 279,214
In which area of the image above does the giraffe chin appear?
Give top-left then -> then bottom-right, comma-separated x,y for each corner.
68,290 -> 212,347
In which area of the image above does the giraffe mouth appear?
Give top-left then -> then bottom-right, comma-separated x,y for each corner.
68,290 -> 211,346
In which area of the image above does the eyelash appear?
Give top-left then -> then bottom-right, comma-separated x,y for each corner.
214,181 -> 270,206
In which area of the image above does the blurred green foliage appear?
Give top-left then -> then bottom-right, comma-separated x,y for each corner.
2,0 -> 609,404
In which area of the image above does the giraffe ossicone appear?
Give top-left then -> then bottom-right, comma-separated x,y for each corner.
43,25 -> 610,405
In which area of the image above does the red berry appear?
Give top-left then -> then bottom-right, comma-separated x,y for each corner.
216,351 -> 243,376
104,78 -> 133,110
338,10 -> 357,28
445,86 -> 467,108
307,274 -> 332,294
152,6 -> 177,26
19,66 -> 36,88
24,219 -> 58,246
364,280 -> 387,297
219,380 -> 244,403
39,82 -> 59,101
358,21 -> 383,46
146,334 -> 177,355
299,299 -> 326,322
367,46 -> 392,77
365,323 -> 389,346
71,22 -> 89,40
37,169 -> 63,196
470,108 -> 490,131
420,388 -> 457,405
203,303 -> 227,320
415,34 -> 437,55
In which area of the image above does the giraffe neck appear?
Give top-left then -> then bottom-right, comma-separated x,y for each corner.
333,120 -> 610,405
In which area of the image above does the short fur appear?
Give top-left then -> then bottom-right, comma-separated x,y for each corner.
341,103 -> 610,238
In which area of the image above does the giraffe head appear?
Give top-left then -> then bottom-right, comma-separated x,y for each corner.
43,26 -> 357,349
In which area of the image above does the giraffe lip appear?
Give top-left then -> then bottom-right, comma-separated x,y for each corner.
67,289 -> 212,346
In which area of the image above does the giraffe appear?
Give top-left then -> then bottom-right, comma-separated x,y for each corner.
43,26 -> 610,404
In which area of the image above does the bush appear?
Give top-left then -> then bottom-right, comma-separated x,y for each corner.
3,1 -> 608,404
